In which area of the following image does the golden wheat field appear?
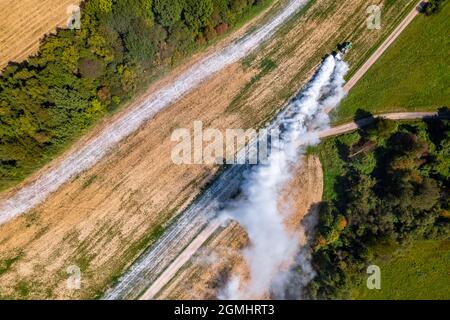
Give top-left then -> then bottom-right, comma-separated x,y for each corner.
0,0 -> 81,70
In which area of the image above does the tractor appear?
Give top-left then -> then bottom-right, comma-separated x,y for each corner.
339,41 -> 353,55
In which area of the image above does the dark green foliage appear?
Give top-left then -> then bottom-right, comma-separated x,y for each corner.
124,19 -> 166,63
153,0 -> 183,28
424,0 -> 447,15
166,21 -> 195,59
309,119 -> 450,299
363,117 -> 398,142
183,0 -> 214,35
0,0 -> 271,191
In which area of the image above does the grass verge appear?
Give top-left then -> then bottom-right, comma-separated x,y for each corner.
351,239 -> 450,300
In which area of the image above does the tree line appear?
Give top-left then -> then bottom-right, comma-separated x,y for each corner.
422,0 -> 447,15
0,0 -> 270,190
308,116 -> 449,299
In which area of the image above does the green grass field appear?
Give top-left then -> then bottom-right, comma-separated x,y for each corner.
332,2 -> 450,124
351,239 -> 450,300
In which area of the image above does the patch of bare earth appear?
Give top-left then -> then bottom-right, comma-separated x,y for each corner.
0,0 -> 415,299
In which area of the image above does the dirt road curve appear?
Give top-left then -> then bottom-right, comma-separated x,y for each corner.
343,1 -> 422,92
319,112 -> 447,138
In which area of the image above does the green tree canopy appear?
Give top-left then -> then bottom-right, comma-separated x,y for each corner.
153,0 -> 183,28
183,0 -> 214,34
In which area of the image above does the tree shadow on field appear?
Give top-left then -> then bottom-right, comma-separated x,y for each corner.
336,140 -> 350,162
425,106 -> 450,147
354,108 -> 375,127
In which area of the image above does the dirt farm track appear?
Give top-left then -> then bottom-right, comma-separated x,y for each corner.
0,0 -> 81,70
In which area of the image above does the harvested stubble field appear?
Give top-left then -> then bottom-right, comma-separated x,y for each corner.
0,0 -> 416,299
0,0 -> 80,70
